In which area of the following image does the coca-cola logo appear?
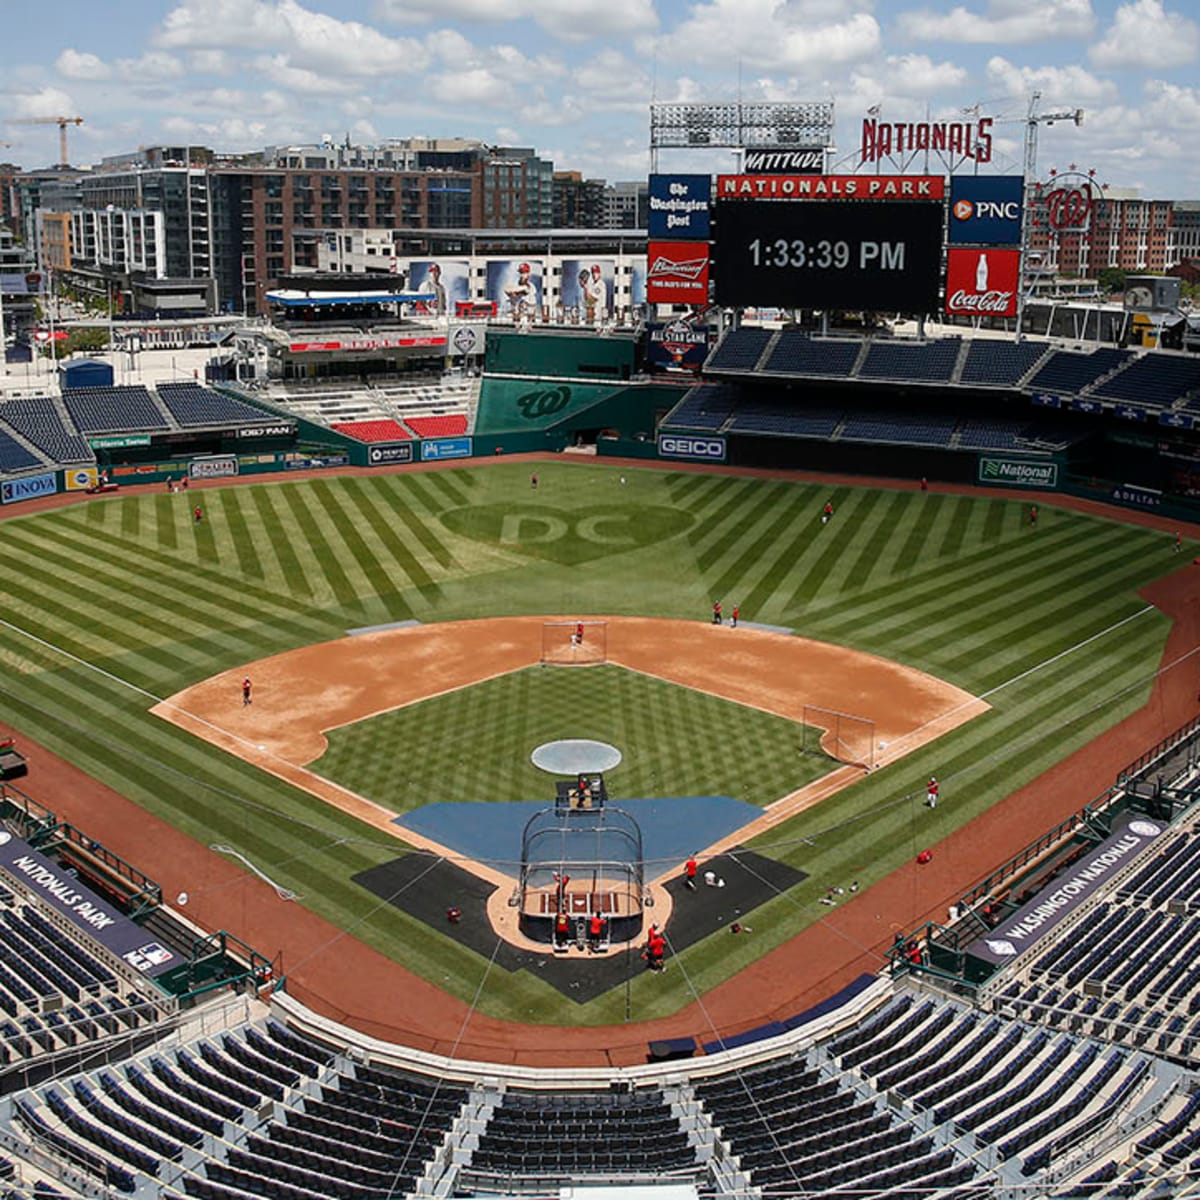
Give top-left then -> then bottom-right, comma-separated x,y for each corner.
948,289 -> 1015,313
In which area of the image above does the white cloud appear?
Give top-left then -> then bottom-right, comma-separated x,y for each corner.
427,68 -> 515,108
254,55 -> 361,94
372,0 -> 658,41
156,0 -> 429,75
188,50 -> 233,74
116,52 -> 186,81
1090,0 -> 1199,69
985,55 -> 1118,105
898,0 -> 1094,44
653,1 -> 881,71
3,87 -> 78,120
851,52 -> 968,96
56,49 -> 111,81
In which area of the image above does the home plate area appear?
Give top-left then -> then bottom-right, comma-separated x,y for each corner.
353,847 -> 806,1003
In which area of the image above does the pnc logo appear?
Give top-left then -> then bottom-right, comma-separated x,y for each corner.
953,199 -> 1020,221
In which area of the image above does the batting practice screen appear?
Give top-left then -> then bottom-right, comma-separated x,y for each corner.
712,199 -> 944,312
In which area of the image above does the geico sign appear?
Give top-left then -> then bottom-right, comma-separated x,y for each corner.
659,435 -> 726,460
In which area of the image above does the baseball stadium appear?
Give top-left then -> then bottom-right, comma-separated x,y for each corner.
5,125 -> 1200,1200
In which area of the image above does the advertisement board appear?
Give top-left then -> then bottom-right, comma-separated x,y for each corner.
287,335 -> 447,352
648,174 -> 712,239
560,259 -> 614,324
420,436 -> 472,461
658,433 -> 726,461
646,322 -> 711,371
713,199 -> 943,312
486,260 -> 542,321
190,456 -> 239,480
0,831 -> 179,977
944,248 -> 1020,318
717,174 -> 944,200
1,473 -> 56,504
647,242 -> 710,305
977,457 -> 1058,489
236,423 -> 297,440
948,176 -> 1024,245
408,259 -> 469,317
63,467 -> 98,491
89,434 -> 151,450
367,442 -> 415,466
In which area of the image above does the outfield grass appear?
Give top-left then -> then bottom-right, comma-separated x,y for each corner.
314,664 -> 833,813
0,462 -> 1179,1023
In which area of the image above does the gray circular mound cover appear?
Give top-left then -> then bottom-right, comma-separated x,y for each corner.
530,738 -> 623,775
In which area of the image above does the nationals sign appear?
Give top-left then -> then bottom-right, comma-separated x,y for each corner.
861,116 -> 993,165
646,241 -> 710,304
717,174 -> 944,200
944,248 -> 1020,318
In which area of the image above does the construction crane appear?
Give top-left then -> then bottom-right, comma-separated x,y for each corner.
11,116 -> 84,167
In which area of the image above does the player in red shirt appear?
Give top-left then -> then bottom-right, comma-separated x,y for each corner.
242,677 -> 252,707
684,855 -> 698,890
926,777 -> 939,808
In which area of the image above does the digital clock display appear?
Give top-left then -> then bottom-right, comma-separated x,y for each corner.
713,199 -> 944,312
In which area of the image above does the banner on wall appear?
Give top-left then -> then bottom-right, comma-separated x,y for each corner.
646,321 -> 711,371
648,174 -> 712,239
945,248 -> 1020,318
646,242 -> 710,305
486,260 -> 543,321
948,176 -> 1024,245
408,259 -> 469,317
1,473 -> 55,504
560,259 -> 614,324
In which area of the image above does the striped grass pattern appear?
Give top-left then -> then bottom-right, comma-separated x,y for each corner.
315,664 -> 833,814
0,462 -> 1177,1023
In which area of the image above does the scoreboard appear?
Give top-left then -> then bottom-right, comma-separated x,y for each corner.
712,198 -> 944,312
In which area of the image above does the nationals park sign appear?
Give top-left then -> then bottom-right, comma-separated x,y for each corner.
978,457 -> 1058,490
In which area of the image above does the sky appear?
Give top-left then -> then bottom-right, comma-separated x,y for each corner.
1,0 -> 1198,198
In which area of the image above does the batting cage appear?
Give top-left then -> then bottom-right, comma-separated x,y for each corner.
801,704 -> 876,771
540,619 -> 608,666
517,792 -> 645,947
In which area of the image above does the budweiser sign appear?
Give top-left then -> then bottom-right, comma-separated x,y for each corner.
944,248 -> 1020,318
861,116 -> 993,165
742,147 -> 825,173
646,241 -> 710,304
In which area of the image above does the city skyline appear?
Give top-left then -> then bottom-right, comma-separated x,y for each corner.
1,0 -> 1198,197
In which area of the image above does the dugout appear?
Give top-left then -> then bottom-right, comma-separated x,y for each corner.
518,801 -> 645,946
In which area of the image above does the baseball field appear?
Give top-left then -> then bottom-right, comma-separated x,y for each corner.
0,459 -> 1181,1030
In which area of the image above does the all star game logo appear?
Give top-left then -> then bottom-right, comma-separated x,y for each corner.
647,320 -> 710,371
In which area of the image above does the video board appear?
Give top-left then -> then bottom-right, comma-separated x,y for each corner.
713,198 -> 944,312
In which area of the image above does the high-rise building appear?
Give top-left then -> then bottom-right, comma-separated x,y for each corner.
553,171 -> 607,228
603,181 -> 649,231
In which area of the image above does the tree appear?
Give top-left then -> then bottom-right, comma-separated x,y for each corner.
38,327 -> 110,361
1097,268 -> 1129,295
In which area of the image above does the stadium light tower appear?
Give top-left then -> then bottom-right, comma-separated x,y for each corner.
1016,91 -> 1084,341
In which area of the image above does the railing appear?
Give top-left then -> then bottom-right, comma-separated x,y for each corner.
1117,714 -> 1200,785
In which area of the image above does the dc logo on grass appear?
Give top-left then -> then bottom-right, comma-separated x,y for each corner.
441,504 -> 694,565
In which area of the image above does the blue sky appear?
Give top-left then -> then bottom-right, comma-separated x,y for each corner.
1,0 -> 1198,197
